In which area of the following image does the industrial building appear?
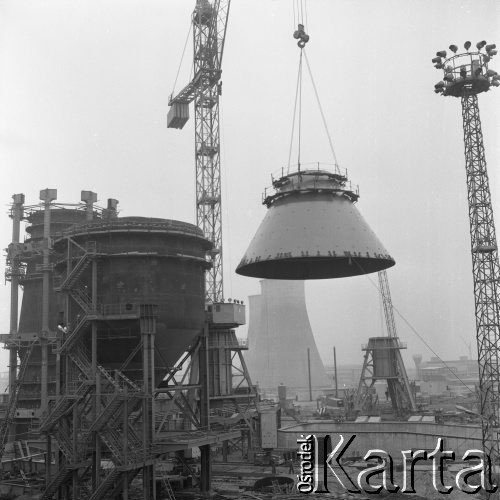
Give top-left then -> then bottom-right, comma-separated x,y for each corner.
0,191 -> 255,499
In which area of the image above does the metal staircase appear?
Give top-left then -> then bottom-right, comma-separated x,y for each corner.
87,468 -> 120,500
39,382 -> 92,432
40,466 -> 72,500
0,340 -> 36,460
41,237 -> 158,499
57,244 -> 96,291
162,476 -> 177,500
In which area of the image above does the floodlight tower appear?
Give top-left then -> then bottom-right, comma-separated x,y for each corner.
433,40 -> 500,489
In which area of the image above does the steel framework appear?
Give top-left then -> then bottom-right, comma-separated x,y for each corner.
354,336 -> 416,417
433,41 -> 500,491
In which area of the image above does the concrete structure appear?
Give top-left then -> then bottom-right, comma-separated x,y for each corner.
278,420 -> 482,457
245,279 -> 331,399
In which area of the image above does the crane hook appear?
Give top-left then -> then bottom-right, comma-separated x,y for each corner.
293,24 -> 310,49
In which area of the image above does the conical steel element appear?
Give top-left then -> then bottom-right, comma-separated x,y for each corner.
236,169 -> 395,279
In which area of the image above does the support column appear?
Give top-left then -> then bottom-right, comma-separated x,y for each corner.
123,386 -> 129,500
45,435 -> 51,488
92,372 -> 102,489
199,322 -> 211,496
72,404 -> 79,498
91,260 -> 98,374
140,305 -> 157,500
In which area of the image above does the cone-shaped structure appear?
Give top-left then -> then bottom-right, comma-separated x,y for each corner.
237,169 -> 395,279
245,279 -> 332,398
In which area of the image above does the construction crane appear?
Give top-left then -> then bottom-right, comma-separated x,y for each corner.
377,270 -> 417,412
167,2 -> 257,466
433,40 -> 500,495
378,270 -> 397,339
167,0 -> 230,303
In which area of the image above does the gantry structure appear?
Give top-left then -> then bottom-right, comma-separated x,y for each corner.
433,40 -> 500,492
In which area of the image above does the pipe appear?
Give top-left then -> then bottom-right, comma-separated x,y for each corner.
307,348 -> 312,402
333,346 -> 338,399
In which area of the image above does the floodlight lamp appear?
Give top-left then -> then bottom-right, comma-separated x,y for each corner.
492,74 -> 500,80
434,81 -> 445,89
436,50 -> 447,58
434,64 -> 443,69
486,44 -> 496,52
444,74 -> 454,82
476,40 -> 487,50
464,41 -> 472,51
491,80 -> 500,87
449,44 -> 458,53
432,57 -> 442,64
434,89 -> 443,94
483,55 -> 491,63
488,50 -> 498,57
486,69 -> 498,77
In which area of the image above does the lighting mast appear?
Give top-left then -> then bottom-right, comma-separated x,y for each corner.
433,40 -> 500,490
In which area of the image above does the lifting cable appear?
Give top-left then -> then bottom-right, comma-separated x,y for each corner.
287,0 -> 340,174
171,20 -> 193,97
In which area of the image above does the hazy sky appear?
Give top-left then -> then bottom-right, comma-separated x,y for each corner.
0,0 -> 499,374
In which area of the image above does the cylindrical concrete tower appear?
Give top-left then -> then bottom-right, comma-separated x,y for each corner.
245,279 -> 331,399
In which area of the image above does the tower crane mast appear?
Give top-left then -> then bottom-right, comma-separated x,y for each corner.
168,0 -> 230,302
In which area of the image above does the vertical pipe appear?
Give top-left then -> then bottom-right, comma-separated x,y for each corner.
333,346 -> 338,399
40,189 -> 56,411
307,348 -> 312,402
41,196 -> 52,334
8,194 -> 24,442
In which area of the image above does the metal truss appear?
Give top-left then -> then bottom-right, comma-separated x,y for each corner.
193,0 -> 230,303
461,93 -> 500,472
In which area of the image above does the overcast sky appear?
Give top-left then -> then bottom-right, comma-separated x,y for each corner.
0,0 -> 499,374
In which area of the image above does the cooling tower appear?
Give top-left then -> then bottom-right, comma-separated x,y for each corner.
245,279 -> 331,399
